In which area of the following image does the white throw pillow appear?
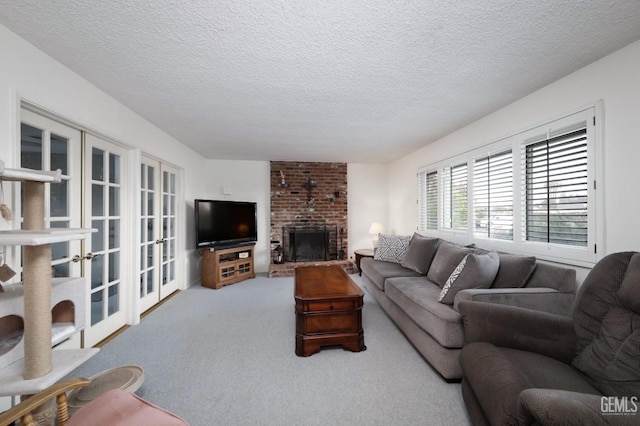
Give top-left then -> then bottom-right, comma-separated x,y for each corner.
373,234 -> 410,264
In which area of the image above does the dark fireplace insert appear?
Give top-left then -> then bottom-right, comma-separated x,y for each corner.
282,225 -> 340,262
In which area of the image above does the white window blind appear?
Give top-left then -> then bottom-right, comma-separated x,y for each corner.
524,123 -> 588,247
416,105 -> 598,265
418,170 -> 438,231
473,150 -> 513,240
442,163 -> 468,230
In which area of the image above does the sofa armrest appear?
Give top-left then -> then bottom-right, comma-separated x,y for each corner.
454,287 -> 575,317
518,389 -> 639,426
458,301 -> 576,363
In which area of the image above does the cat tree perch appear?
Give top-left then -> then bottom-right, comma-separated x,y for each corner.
0,159 -> 97,396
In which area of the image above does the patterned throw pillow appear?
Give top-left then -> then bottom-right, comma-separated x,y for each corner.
373,234 -> 410,264
438,250 -> 500,304
438,255 -> 469,302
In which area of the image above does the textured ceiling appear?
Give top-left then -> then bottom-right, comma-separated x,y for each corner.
1,1 -> 640,163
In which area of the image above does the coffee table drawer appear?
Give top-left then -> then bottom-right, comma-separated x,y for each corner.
306,300 -> 355,312
303,312 -> 358,334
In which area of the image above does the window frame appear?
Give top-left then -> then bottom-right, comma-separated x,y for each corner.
417,104 -> 602,267
472,148 -> 514,241
441,161 -> 468,232
517,109 -> 597,264
417,169 -> 439,232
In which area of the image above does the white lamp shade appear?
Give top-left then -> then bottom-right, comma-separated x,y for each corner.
368,222 -> 384,235
369,222 -> 384,249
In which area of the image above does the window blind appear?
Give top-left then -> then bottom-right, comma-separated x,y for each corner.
418,172 -> 426,230
525,125 -> 588,247
442,163 -> 468,230
418,170 -> 438,231
473,150 -> 513,240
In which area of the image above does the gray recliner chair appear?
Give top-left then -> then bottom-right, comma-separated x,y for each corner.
459,252 -> 640,425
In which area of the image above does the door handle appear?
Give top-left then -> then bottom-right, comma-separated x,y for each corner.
71,252 -> 103,262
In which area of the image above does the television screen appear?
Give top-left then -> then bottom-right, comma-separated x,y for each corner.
195,199 -> 257,248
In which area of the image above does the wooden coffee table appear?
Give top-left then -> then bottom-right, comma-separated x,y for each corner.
294,265 -> 366,357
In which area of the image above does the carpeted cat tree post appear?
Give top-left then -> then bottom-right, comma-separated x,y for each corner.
22,180 -> 55,425
22,180 -> 53,379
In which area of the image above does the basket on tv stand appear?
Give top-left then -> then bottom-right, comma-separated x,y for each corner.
201,244 -> 256,289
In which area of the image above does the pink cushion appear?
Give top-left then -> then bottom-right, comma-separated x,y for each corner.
67,389 -> 188,426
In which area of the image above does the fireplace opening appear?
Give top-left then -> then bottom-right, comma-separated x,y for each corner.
283,226 -> 338,262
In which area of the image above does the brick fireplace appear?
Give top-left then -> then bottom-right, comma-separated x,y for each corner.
269,161 -> 354,277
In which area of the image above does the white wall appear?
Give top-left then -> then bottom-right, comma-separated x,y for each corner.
0,21 -> 217,413
347,163 -> 389,257
197,161 -> 390,272
201,160 -> 271,272
0,23 -> 210,287
388,39 -> 640,282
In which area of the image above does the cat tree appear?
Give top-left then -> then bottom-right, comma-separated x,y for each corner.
0,159 -> 98,398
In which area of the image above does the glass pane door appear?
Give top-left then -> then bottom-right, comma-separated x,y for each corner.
160,164 -> 179,297
139,156 -> 160,312
83,134 -> 129,347
19,109 -> 82,278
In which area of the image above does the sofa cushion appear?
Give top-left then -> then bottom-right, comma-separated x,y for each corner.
571,307 -> 640,397
460,342 -> 601,426
518,389 -> 614,426
491,253 -> 537,288
573,252 -> 634,351
385,276 -> 464,348
618,253 -> 640,314
426,241 -> 474,287
571,252 -> 640,397
400,233 -> 440,274
360,258 -> 422,291
438,250 -> 499,305
373,234 -> 410,264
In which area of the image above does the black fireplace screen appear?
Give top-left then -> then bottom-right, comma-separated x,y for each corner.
282,226 -> 339,262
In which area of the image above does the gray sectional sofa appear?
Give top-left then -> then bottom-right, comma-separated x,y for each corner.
360,233 -> 577,381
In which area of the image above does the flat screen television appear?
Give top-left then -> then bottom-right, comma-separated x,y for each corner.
195,199 -> 257,248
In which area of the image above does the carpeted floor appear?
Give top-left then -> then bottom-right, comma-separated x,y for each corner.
68,274 -> 471,426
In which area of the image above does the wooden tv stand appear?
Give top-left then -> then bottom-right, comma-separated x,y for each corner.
201,245 -> 255,289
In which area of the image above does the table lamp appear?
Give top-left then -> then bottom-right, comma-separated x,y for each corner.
369,222 -> 384,248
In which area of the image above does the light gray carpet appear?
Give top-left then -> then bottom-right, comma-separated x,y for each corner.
68,274 -> 470,426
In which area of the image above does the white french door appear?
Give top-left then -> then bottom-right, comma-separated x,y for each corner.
138,157 -> 179,312
139,157 -> 161,312
20,111 -> 131,348
19,107 -> 180,348
82,134 -> 129,347
160,164 -> 179,297
19,108 -> 84,349
19,109 -> 82,280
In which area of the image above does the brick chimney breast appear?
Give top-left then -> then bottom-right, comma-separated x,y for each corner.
269,161 -> 352,276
